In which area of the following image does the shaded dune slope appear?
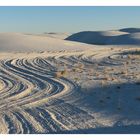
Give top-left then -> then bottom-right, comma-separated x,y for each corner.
65,28 -> 140,45
119,28 -> 140,33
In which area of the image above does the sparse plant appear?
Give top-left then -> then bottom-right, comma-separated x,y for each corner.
55,71 -> 62,78
74,77 -> 79,81
122,61 -> 131,77
127,55 -> 131,59
126,61 -> 129,65
120,71 -> 126,75
55,69 -> 68,78
61,69 -> 67,76
111,68 -> 114,71
95,72 -> 100,77
111,77 -> 116,81
72,68 -> 76,72
104,76 -> 111,81
78,63 -> 84,69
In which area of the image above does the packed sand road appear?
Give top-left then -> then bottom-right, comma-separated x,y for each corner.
0,46 -> 140,133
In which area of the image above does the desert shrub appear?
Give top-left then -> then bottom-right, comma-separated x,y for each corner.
74,63 -> 84,70
55,69 -> 67,78
61,69 -> 67,76
72,68 -> 77,72
74,77 -> 79,81
121,71 -> 126,75
104,75 -> 111,81
55,71 -> 62,78
111,77 -> 116,81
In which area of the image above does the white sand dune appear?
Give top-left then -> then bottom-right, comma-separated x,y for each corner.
0,31 -> 140,134
66,28 -> 140,45
43,32 -> 71,39
0,33 -> 90,52
119,28 -> 140,33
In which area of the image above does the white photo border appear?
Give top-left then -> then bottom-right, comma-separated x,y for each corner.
0,0 -> 140,6
0,0 -> 140,140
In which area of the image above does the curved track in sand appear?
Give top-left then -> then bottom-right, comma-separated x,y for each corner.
0,47 -> 140,134
0,56 -> 80,133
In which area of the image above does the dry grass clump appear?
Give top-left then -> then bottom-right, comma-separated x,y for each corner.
120,71 -> 127,75
95,72 -> 100,77
72,68 -> 79,72
127,55 -> 131,59
72,68 -> 76,72
55,71 -> 62,78
126,61 -> 129,65
109,76 -> 116,81
55,69 -> 68,78
103,76 -> 111,81
71,63 -> 85,73
74,77 -> 79,82
121,62 -> 129,76
78,63 -> 84,69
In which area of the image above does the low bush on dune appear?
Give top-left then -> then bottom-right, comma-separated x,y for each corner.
55,71 -> 62,78
72,68 -> 77,72
55,69 -> 67,78
61,70 -> 67,75
78,63 -> 84,69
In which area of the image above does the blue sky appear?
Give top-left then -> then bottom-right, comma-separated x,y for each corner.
0,6 -> 140,33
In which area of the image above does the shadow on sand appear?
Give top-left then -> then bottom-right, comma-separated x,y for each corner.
52,82 -> 140,134
65,28 -> 140,45
54,124 -> 140,134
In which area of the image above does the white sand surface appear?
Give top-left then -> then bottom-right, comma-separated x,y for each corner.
42,32 -> 71,39
0,32 -> 91,52
0,31 -> 140,134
